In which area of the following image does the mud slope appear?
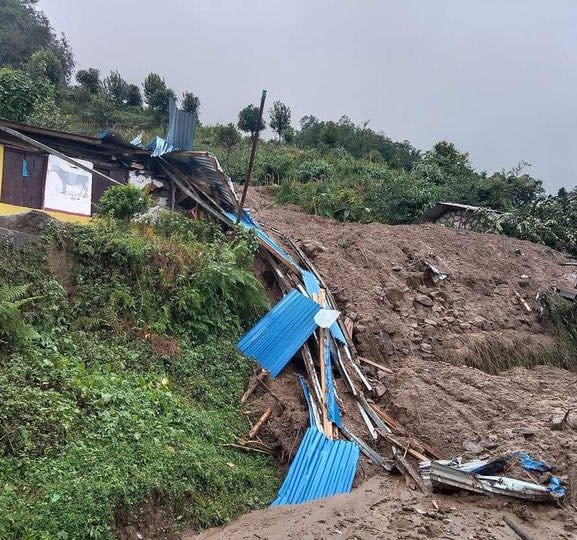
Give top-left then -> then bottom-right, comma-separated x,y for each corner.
190,188 -> 577,539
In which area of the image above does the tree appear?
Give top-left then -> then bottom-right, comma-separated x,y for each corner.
181,91 -> 200,115
25,47 -> 65,87
237,104 -> 266,140
0,67 -> 52,122
143,72 -> 166,104
269,100 -> 291,141
76,68 -> 101,94
214,123 -> 240,156
0,0 -> 74,79
103,70 -> 127,105
143,72 -> 175,125
320,121 -> 339,147
82,94 -> 117,129
125,84 -> 142,107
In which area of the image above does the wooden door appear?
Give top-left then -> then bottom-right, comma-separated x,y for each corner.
0,149 -> 45,209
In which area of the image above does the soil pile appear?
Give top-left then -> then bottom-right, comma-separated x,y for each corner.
193,187 -> 577,539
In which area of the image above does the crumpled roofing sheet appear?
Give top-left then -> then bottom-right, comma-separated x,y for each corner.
271,426 -> 359,506
237,289 -> 321,378
226,209 -> 300,269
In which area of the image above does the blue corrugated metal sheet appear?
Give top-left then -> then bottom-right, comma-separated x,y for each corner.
271,427 -> 360,506
301,269 -> 321,296
147,136 -> 175,157
238,289 -> 321,377
330,322 -> 347,344
166,98 -> 197,151
324,339 -> 342,427
301,267 -> 347,344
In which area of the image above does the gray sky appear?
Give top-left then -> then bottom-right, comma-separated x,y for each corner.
39,0 -> 577,192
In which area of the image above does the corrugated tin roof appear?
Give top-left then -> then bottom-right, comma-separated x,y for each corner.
166,98 -> 197,151
238,289 -> 321,378
301,267 -> 347,344
416,202 -> 503,224
301,269 -> 321,295
270,427 -> 360,506
165,152 -> 238,212
148,136 -> 176,157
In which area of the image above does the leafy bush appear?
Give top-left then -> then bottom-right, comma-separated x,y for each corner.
0,284 -> 38,351
501,190 -> 577,256
368,172 -> 444,224
293,158 -> 332,181
98,184 -> 152,220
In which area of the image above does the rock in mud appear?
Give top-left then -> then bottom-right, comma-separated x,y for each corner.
414,294 -> 434,308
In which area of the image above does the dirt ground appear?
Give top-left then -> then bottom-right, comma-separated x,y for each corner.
188,188 -> 577,539
189,475 -> 576,539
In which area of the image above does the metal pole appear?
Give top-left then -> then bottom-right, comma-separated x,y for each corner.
236,90 -> 266,223
0,124 -> 123,186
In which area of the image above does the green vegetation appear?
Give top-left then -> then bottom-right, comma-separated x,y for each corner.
98,184 -> 152,220
0,212 -> 277,538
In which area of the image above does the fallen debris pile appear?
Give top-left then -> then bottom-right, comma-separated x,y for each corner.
421,452 -> 565,502
156,160 -> 572,511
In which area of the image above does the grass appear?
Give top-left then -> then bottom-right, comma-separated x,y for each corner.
0,213 -> 279,539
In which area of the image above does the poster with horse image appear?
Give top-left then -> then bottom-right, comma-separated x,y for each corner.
43,155 -> 93,216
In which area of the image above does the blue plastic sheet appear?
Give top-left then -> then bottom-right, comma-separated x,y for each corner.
547,476 -> 565,497
515,451 -> 552,474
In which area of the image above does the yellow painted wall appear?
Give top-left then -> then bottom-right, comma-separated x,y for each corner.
0,144 -> 4,198
0,202 -> 90,224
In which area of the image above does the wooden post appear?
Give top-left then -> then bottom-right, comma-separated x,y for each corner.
236,90 -> 267,223
318,326 -> 332,438
249,407 -> 273,439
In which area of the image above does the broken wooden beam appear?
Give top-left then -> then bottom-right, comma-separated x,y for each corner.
249,407 -> 274,439
241,370 -> 268,404
394,452 -> 428,493
376,429 -> 428,462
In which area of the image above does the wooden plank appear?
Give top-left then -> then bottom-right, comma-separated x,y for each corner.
249,407 -> 273,439
318,327 -> 333,438
358,356 -> 393,374
394,453 -> 428,493
370,403 -> 403,432
377,429 -> 428,462
240,370 -> 267,404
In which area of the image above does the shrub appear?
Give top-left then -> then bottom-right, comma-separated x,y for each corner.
98,184 -> 152,220
293,158 -> 332,181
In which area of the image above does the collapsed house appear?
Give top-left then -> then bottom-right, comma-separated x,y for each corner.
0,114 -> 566,508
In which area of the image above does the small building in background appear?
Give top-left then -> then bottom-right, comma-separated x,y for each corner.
415,202 -> 503,230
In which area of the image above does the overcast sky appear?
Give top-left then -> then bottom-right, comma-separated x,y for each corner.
38,0 -> 577,192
